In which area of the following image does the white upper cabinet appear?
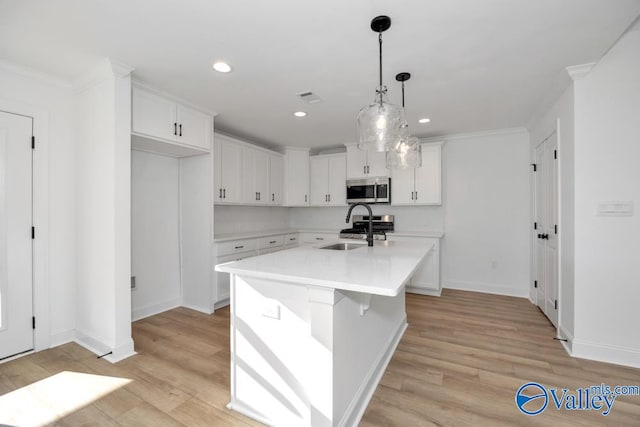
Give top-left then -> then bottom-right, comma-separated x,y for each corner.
283,148 -> 310,206
310,154 -> 346,206
345,143 -> 388,179
214,135 -> 242,204
241,146 -> 270,204
310,156 -> 329,206
132,88 -> 176,141
132,86 -> 212,152
175,105 -> 212,151
269,154 -> 284,205
391,142 -> 442,206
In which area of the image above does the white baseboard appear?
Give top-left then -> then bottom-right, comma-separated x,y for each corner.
571,338 -> 640,369
74,331 -> 112,357
49,329 -> 75,348
226,401 -> 272,426
339,317 -> 408,427
181,302 -> 214,315
132,297 -> 182,321
103,338 -> 136,363
214,298 -> 230,310
74,332 -> 136,363
557,324 -> 574,354
406,286 -> 442,297
442,279 -> 529,298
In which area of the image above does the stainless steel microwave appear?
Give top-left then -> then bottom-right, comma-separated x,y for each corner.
346,177 -> 390,204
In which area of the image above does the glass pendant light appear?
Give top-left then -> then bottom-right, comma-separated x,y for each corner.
357,16 -> 406,152
386,72 -> 422,169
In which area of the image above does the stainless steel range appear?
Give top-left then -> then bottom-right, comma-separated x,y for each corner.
339,214 -> 394,241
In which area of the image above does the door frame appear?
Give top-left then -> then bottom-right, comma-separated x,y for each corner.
0,98 -> 50,354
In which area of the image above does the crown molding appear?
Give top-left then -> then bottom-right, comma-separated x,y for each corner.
0,59 -> 72,89
421,126 -> 528,143
566,63 -> 596,81
73,58 -> 135,94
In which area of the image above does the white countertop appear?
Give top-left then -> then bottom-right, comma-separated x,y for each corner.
213,228 -> 443,242
215,239 -> 433,297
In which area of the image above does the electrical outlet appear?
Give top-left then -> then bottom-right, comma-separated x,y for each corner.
262,300 -> 280,320
131,276 -> 136,290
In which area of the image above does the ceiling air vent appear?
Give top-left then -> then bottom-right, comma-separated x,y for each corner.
297,91 -> 322,104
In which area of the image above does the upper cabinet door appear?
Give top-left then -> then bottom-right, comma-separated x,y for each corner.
241,146 -> 257,203
346,145 -> 367,179
269,154 -> 284,205
366,150 -> 388,177
284,149 -> 310,206
414,143 -> 442,205
390,167 -> 415,205
254,149 -> 270,205
327,154 -> 346,206
132,87 -> 177,142
309,156 -> 329,206
176,105 -> 212,151
219,138 -> 242,203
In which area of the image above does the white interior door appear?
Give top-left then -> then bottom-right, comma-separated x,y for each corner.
534,131 -> 558,327
0,111 -> 33,360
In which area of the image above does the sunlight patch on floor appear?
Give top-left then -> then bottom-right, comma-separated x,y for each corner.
0,370 -> 131,426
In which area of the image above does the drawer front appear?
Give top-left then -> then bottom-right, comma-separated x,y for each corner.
299,232 -> 337,244
257,235 -> 285,250
216,238 -> 258,257
284,233 -> 298,246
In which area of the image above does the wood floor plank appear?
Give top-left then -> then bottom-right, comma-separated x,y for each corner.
1,289 -> 639,426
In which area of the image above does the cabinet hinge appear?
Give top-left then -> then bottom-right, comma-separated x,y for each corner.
31,136 -> 35,149
534,280 -> 538,288
32,316 -> 35,329
534,222 -> 537,230
554,300 -> 558,310
531,163 -> 537,172
554,224 -> 558,234
31,227 -> 35,239
554,149 -> 557,159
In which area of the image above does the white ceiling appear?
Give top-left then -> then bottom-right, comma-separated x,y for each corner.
1,0 -> 639,150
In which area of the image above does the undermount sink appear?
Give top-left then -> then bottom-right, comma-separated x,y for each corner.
319,242 -> 366,251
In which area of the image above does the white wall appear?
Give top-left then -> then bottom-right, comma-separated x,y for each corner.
439,130 -> 531,297
180,153 -> 214,314
571,27 -> 640,367
131,150 -> 181,320
529,85 -> 575,340
0,63 -> 76,347
74,60 -> 134,362
215,205 -> 290,233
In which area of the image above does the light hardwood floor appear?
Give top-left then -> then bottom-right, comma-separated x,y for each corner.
1,290 -> 639,426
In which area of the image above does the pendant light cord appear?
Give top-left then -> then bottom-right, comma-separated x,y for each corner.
378,33 -> 383,104
401,81 -> 405,108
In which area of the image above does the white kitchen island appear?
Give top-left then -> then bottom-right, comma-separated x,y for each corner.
215,239 -> 433,427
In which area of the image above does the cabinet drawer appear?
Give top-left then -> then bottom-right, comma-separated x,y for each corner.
257,235 -> 285,250
284,233 -> 298,246
299,232 -> 337,244
216,238 -> 257,257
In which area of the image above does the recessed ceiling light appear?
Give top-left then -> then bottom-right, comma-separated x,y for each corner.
294,111 -> 307,118
418,118 -> 431,124
212,62 -> 232,73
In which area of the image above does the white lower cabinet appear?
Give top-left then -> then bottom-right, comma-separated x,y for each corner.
215,251 -> 258,305
387,235 -> 441,295
214,232 -> 300,307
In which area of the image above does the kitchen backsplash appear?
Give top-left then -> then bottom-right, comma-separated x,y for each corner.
288,206 -> 444,232
214,206 -> 290,233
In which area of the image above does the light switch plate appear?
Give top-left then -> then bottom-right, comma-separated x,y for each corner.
597,201 -> 634,217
